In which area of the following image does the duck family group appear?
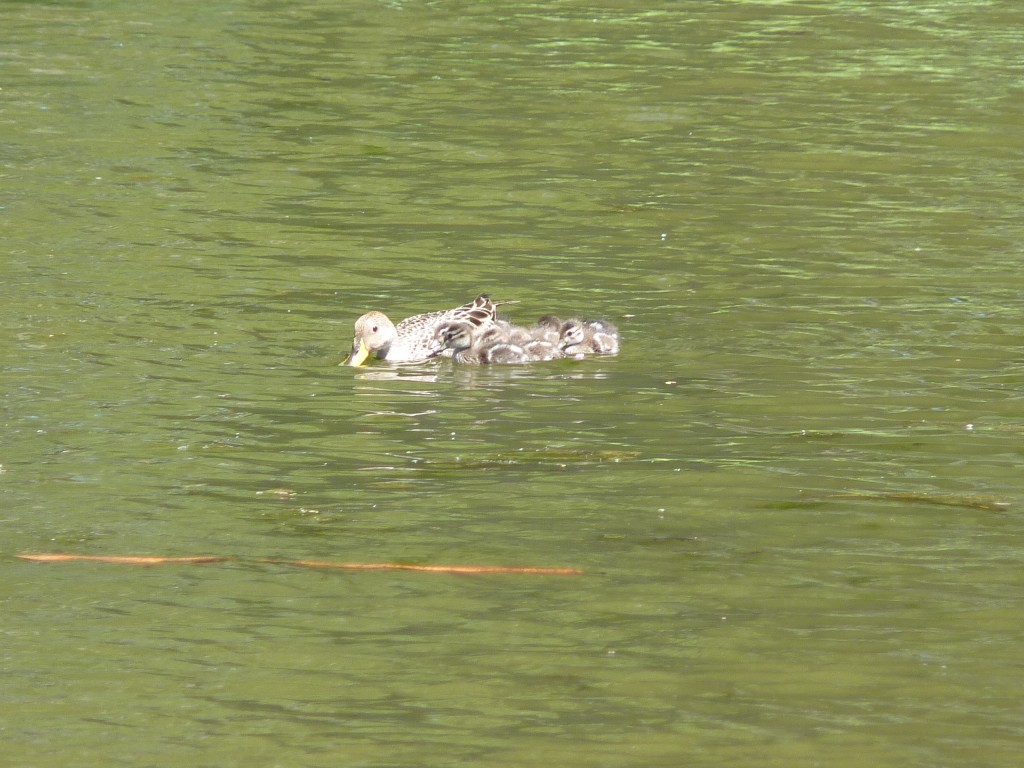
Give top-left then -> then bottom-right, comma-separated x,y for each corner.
345,294 -> 619,367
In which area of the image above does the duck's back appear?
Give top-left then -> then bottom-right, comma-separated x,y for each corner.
389,295 -> 498,362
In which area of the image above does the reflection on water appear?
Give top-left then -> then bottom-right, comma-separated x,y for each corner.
5,0 -> 1024,765
350,366 -> 443,385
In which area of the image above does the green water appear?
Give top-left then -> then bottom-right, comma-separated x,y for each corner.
4,1 -> 1023,765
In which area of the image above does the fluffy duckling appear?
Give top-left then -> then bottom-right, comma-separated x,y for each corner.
496,320 -> 534,346
490,315 -> 563,361
583,318 -> 619,344
584,318 -> 619,355
529,315 -> 563,344
433,321 -> 484,364
559,318 -> 620,357
434,321 -> 529,365
523,338 -> 562,361
481,342 -> 531,365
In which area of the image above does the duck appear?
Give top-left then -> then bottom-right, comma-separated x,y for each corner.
343,295 -> 499,366
433,320 -> 530,365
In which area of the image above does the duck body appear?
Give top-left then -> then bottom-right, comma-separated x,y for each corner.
344,295 -> 498,366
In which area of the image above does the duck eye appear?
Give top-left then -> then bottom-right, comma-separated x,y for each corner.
371,325 -> 379,333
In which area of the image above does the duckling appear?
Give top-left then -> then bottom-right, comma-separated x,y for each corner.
523,338 -> 562,361
530,315 -> 563,344
434,321 -> 529,365
582,318 -> 619,355
433,321 -> 483,364
481,342 -> 531,365
507,324 -> 535,346
559,318 -> 620,357
493,317 -> 538,345
583,318 -> 619,342
559,319 -> 588,354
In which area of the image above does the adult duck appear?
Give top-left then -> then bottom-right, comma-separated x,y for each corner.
344,294 -> 499,366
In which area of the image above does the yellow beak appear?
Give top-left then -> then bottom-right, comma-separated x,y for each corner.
342,338 -> 372,367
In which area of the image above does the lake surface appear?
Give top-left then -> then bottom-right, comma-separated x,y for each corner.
4,1 -> 1023,765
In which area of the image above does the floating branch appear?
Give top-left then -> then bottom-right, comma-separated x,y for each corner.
16,554 -> 229,565
16,553 -> 582,575
262,558 -> 582,575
